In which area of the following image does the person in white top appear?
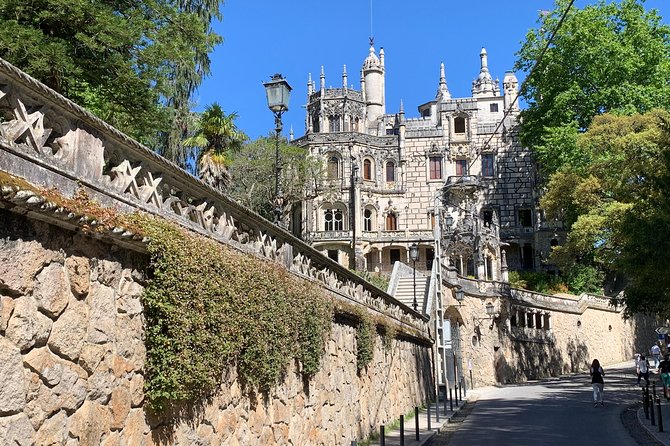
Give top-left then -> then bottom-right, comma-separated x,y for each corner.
637,355 -> 650,386
652,343 -> 662,368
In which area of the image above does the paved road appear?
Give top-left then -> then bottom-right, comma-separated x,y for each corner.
429,364 -> 644,446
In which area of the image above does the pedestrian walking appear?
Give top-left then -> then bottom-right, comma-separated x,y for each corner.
651,343 -> 661,368
637,355 -> 650,386
590,359 -> 605,407
659,353 -> 670,400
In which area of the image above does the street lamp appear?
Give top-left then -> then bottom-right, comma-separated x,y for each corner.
409,242 -> 420,311
263,73 -> 292,227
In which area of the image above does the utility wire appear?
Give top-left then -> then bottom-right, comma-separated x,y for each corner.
468,0 -> 576,169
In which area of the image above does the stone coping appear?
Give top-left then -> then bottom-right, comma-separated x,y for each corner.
0,56 -> 430,338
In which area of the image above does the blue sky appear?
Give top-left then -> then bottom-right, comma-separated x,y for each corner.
196,0 -> 670,140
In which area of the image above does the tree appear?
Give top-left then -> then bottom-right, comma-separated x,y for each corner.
516,0 -> 670,176
227,136 -> 325,225
541,110 -> 670,314
0,0 -> 223,162
184,103 -> 246,191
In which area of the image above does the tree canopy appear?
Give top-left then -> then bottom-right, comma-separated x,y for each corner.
227,136 -> 324,226
541,110 -> 670,317
183,103 -> 247,191
0,0 -> 223,165
516,0 -> 670,175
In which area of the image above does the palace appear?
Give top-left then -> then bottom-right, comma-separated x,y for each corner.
294,41 -> 558,280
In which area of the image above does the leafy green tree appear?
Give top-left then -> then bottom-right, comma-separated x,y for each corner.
542,110 -> 670,312
227,135 -> 324,225
516,0 -> 670,176
183,103 -> 247,191
0,0 -> 223,162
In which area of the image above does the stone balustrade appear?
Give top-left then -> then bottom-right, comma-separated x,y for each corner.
0,57 -> 428,336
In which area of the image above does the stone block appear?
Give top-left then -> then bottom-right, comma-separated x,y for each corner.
87,283 -> 116,345
35,410 -> 68,446
0,412 -> 35,446
48,298 -> 88,362
69,400 -> 111,446
5,296 -> 52,351
34,263 -> 72,318
66,255 -> 91,299
0,295 -> 14,333
0,239 -> 61,296
0,337 -> 26,414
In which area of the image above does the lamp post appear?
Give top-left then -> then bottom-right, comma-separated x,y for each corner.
349,153 -> 359,270
263,73 -> 292,227
409,242 -> 419,311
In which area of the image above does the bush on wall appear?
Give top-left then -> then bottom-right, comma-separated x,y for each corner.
134,215 -> 333,412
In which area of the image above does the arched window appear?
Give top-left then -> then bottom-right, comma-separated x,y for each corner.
312,113 -> 320,133
386,213 -> 397,231
327,156 -> 339,179
363,159 -> 374,180
385,161 -> 395,182
352,117 -> 359,132
324,208 -> 344,231
364,208 -> 373,231
454,116 -> 466,134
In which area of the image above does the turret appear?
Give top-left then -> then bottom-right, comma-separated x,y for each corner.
436,62 -> 451,100
342,64 -> 348,91
362,39 -> 385,129
320,66 -> 325,94
472,48 -> 500,97
503,71 -> 519,112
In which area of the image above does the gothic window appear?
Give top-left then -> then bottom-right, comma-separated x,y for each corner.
312,113 -> 320,133
363,158 -> 374,180
482,154 -> 494,177
429,156 -> 442,180
454,116 -> 466,134
425,247 -> 435,270
329,115 -> 341,132
385,161 -> 395,182
327,156 -> 340,179
490,103 -> 499,113
363,208 -> 373,231
324,208 -> 344,231
386,213 -> 397,231
456,159 -> 469,176
352,117 -> 359,132
482,209 -> 493,227
522,243 -> 534,269
518,209 -> 533,227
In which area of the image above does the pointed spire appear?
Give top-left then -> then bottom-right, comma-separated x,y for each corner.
307,72 -> 314,95
320,66 -> 325,91
289,125 -> 294,141
379,47 -> 385,67
480,47 -> 489,74
342,64 -> 348,89
436,61 -> 451,100
399,99 -> 404,114
472,47 -> 496,97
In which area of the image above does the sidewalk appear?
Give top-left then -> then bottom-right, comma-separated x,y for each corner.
366,391 -> 471,446
636,375 -> 670,446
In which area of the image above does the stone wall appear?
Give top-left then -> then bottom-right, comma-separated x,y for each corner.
450,286 -> 658,389
0,209 -> 432,445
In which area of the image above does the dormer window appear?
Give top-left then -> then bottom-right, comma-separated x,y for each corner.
454,116 -> 466,134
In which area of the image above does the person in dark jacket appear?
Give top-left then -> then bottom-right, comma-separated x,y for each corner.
590,359 -> 605,407
659,353 -> 670,400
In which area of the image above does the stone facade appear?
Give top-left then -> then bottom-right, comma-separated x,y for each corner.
0,209 -> 432,445
442,283 -> 658,388
294,44 -> 550,277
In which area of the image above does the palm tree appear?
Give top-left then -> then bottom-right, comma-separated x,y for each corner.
184,103 -> 247,191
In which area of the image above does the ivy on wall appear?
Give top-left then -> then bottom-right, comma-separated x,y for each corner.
0,174 -> 416,413
133,215 -> 333,412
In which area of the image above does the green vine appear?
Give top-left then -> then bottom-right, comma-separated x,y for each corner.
133,215 -> 333,412
356,310 -> 375,371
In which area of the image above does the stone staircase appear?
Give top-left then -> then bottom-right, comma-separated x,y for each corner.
394,275 -> 429,310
